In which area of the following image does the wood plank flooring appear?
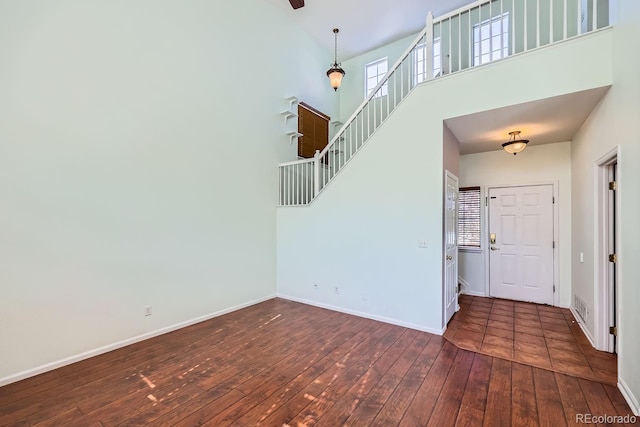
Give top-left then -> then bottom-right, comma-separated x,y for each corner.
0,298 -> 637,426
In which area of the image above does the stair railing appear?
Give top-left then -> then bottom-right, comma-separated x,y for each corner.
279,14 -> 434,206
279,0 -> 610,206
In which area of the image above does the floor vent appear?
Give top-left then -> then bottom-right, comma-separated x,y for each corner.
574,295 -> 588,322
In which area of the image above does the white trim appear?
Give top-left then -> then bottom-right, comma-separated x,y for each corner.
593,146 -> 619,352
484,181 -> 560,306
277,293 -> 445,336
0,294 -> 276,388
619,377 -> 640,416
461,290 -> 487,297
570,306 -> 598,349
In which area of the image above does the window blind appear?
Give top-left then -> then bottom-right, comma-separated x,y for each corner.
458,186 -> 481,248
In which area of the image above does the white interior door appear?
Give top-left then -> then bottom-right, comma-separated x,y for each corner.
607,163 -> 618,353
489,185 -> 554,305
444,171 -> 459,324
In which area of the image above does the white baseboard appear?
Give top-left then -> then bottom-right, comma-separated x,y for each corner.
278,293 -> 445,336
570,306 -> 597,349
458,277 -> 486,297
619,377 -> 640,416
0,294 -> 276,388
460,290 -> 486,297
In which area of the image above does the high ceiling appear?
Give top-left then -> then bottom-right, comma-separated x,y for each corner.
264,0 -> 609,154
263,0 -> 470,60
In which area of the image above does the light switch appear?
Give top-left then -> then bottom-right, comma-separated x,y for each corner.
418,240 -> 428,248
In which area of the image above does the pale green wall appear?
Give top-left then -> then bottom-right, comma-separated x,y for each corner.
571,0 -> 640,414
0,0 -> 336,383
277,29 -> 612,333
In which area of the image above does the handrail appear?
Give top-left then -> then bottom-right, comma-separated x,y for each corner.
279,158 -> 314,167
319,26 -> 429,159
434,0 -> 487,22
278,0 -> 610,207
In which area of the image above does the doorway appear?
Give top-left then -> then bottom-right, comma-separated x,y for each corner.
444,170 -> 459,326
595,147 -> 619,353
488,184 -> 555,305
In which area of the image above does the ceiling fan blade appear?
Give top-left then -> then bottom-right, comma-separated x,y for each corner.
288,0 -> 304,9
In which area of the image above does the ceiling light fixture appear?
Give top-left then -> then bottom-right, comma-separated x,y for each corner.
502,130 -> 529,155
326,28 -> 345,91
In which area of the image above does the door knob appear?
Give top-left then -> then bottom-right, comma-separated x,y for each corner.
490,246 -> 500,251
446,255 -> 452,260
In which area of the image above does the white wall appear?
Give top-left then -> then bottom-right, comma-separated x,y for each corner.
338,33 -> 418,123
277,29 -> 612,333
571,0 -> 640,414
458,142 -> 572,307
0,0 -> 336,384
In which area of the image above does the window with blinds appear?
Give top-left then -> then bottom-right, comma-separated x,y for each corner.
458,186 -> 481,248
297,102 -> 329,159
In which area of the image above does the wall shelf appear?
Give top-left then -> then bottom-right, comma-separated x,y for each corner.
286,96 -> 298,108
283,96 -> 300,143
286,131 -> 303,144
280,110 -> 298,124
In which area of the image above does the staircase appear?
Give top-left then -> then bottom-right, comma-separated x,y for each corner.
278,0 -> 609,206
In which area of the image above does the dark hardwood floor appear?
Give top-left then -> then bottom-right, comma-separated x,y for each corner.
0,298 -> 636,426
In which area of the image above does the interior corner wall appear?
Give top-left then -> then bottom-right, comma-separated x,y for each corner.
443,124 -> 460,177
277,28 -> 612,335
458,142 -> 572,306
0,0 -> 336,384
338,33 -> 418,124
570,0 -> 640,413
277,89 -> 447,333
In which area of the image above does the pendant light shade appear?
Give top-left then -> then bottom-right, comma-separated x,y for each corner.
502,130 -> 529,155
327,28 -> 345,91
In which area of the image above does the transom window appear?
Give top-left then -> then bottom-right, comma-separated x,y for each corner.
473,13 -> 510,66
365,58 -> 388,98
458,186 -> 482,248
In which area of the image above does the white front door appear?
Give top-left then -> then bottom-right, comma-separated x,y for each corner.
489,185 -> 554,305
444,171 -> 459,325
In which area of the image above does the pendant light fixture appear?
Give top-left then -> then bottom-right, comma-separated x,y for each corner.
502,130 -> 529,155
326,28 -> 345,91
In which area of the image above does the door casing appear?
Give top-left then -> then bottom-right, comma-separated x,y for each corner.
594,146 -> 620,353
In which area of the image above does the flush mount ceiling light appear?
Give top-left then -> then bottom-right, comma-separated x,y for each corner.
502,130 -> 529,155
326,28 -> 345,91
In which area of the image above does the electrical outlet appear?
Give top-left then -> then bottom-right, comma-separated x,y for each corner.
362,292 -> 368,301
418,240 -> 428,248
334,286 -> 340,295
580,252 -> 584,263
313,283 -> 319,290
144,305 -> 152,316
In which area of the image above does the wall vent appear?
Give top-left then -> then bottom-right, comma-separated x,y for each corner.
574,295 -> 588,322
